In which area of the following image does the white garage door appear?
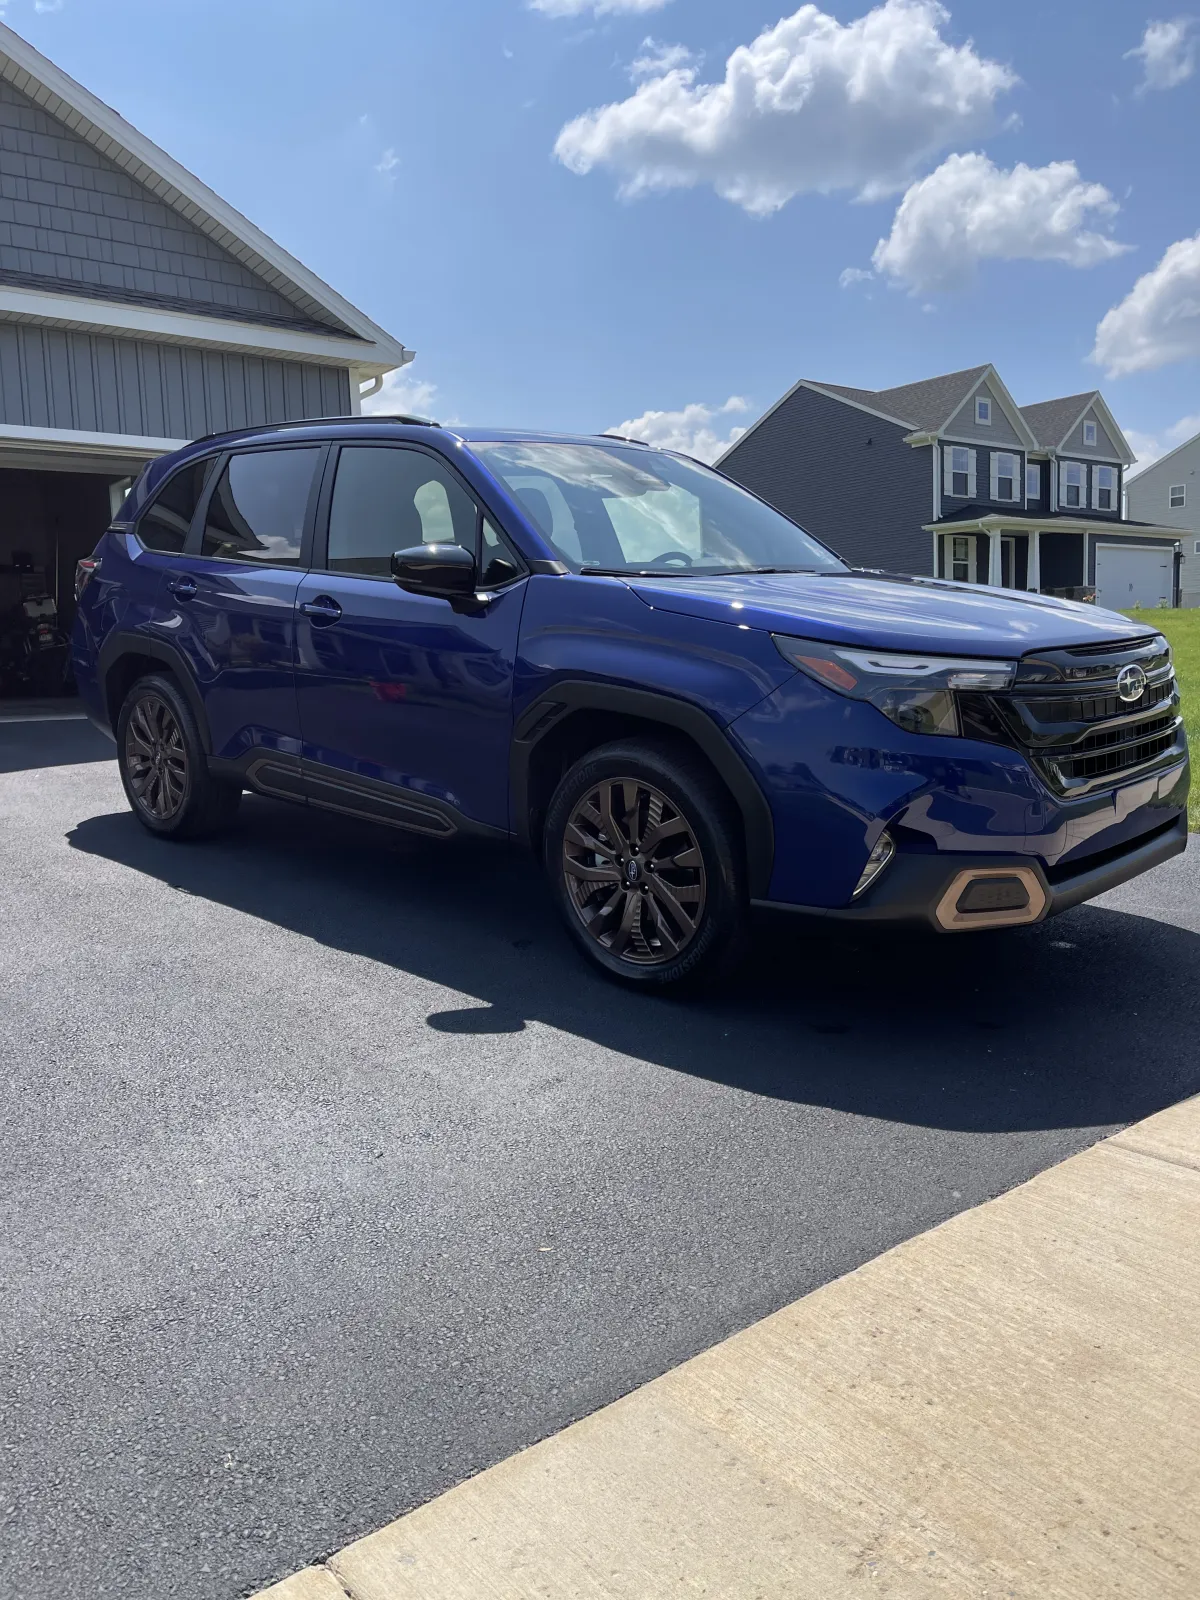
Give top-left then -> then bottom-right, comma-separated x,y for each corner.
1094,544 -> 1173,611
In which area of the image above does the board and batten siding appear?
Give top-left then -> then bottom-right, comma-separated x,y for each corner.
720,384 -> 934,575
0,323 -> 350,438
0,79 -> 331,331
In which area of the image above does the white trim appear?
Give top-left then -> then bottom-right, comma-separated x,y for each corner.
1060,459 -> 1086,510
987,529 -> 1002,586
925,513 -> 1184,538
1170,484 -> 1187,509
0,283 -> 399,370
1082,419 -> 1097,447
0,421 -> 185,458
0,21 -> 411,369
940,366 -> 1040,450
932,441 -> 941,521
1025,461 -> 1041,501
1092,463 -> 1118,513
975,395 -> 992,425
1027,528 -> 1041,592
991,451 -> 1020,504
944,443 -> 976,499
1052,392 -> 1136,466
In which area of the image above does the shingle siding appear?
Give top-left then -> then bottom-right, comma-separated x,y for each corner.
0,322 -> 350,436
720,383 -> 934,574
0,79 -> 329,330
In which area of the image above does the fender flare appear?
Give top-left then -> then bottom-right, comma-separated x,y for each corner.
511,680 -> 775,898
97,630 -> 213,754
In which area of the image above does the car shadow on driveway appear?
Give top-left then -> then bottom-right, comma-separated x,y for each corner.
69,794 -> 1200,1138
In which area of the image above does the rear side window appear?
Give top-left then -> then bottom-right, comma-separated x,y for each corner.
201,448 -> 320,566
136,458 -> 216,553
326,446 -> 480,577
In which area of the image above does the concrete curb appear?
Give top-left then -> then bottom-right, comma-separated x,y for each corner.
256,1095 -> 1200,1599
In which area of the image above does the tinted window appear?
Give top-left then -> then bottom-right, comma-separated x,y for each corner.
327,447 -> 478,577
201,448 -> 320,565
136,458 -> 216,553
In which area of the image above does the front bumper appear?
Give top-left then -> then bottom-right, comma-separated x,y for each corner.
752,813 -> 1188,932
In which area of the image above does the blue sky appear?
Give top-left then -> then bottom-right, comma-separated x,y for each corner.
10,0 -> 1200,462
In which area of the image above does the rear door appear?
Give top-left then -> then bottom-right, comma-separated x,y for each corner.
294,442 -> 527,833
166,443 -> 324,769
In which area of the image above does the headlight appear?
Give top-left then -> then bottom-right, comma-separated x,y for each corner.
773,635 -> 1017,737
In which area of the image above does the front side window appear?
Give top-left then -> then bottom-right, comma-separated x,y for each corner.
200,448 -> 320,565
1171,485 -> 1186,509
1061,461 -> 1085,508
975,397 -> 991,425
1082,420 -> 1098,447
945,444 -> 975,499
1094,464 -> 1117,511
1026,462 -> 1042,500
136,457 -> 216,553
949,534 -> 973,582
470,441 -> 844,575
993,452 -> 1018,502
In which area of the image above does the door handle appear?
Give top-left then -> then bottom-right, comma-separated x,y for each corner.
167,575 -> 197,601
300,596 -> 342,626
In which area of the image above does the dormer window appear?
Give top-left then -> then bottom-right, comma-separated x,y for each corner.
944,445 -> 976,498
1093,465 -> 1117,511
1082,420 -> 1097,447
992,452 -> 1019,502
1062,461 -> 1085,508
975,397 -> 991,425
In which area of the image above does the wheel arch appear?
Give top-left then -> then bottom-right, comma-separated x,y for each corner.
98,632 -> 213,755
512,682 -> 774,898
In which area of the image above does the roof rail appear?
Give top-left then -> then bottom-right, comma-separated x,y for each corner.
193,413 -> 442,446
598,432 -> 654,446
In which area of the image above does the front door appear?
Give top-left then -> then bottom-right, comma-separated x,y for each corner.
294,443 -> 527,833
168,443 -> 323,765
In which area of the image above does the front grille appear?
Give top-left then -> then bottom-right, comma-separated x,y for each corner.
957,633 -> 1187,797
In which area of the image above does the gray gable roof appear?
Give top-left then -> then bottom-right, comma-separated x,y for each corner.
810,366 -> 991,431
1020,393 -> 1097,449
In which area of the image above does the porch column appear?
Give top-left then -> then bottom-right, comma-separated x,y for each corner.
987,529 -> 1002,586
1027,529 -> 1041,593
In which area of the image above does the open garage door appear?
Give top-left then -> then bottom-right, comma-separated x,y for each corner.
1094,544 -> 1173,611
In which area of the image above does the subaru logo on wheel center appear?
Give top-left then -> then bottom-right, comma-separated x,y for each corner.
625,860 -> 642,884
1116,663 -> 1148,703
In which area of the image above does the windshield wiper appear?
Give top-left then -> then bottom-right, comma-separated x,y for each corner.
580,566 -> 722,578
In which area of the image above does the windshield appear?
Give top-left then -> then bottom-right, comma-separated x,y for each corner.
470,441 -> 846,576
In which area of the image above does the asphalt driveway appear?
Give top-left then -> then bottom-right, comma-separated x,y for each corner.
2,722 -> 1198,1600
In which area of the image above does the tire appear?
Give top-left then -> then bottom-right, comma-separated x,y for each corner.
116,673 -> 241,840
544,738 -> 748,989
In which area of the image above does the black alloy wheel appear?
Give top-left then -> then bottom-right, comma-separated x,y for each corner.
545,738 -> 747,988
562,777 -> 706,965
116,673 -> 242,840
124,692 -> 188,822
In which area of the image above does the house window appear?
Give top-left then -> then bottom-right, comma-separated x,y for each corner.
975,397 -> 991,425
1171,485 -> 1186,508
1061,461 -> 1085,508
949,535 -> 973,582
1093,464 -> 1117,511
1082,420 -> 1097,447
1026,462 -> 1042,500
945,445 -> 975,498
992,452 -> 1019,502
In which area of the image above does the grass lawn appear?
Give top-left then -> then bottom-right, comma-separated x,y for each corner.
1123,608 -> 1198,830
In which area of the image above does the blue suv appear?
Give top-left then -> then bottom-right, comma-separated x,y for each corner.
72,416 -> 1189,987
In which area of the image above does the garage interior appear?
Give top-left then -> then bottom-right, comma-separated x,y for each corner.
0,463 -> 128,702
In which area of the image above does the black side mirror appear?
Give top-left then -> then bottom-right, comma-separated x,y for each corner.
391,543 -> 477,599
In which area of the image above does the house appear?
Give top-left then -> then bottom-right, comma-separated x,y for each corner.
718,364 -> 1183,611
0,22 -> 409,666
1125,428 -> 1200,608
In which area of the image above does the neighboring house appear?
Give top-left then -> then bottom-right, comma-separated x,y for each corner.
719,364 -> 1183,611
1126,429 -> 1200,608
0,23 -> 409,650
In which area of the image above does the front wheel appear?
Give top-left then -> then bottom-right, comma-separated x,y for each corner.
116,673 -> 241,840
544,739 -> 748,989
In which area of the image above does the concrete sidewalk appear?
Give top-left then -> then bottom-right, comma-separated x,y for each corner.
259,1097 -> 1200,1600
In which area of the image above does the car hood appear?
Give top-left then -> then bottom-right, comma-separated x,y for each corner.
629,572 -> 1155,656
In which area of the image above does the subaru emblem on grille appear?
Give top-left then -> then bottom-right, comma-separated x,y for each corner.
1116,663 -> 1148,703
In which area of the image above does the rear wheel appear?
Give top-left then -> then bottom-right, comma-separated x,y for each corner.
544,739 -> 747,988
116,673 -> 241,840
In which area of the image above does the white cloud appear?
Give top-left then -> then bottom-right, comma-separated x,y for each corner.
34,0 -> 64,11
531,0 -> 670,16
1123,414 -> 1200,470
375,148 -> 400,181
1126,18 -> 1196,92
1093,232 -> 1200,376
361,368 -> 441,420
611,397 -> 750,462
553,0 -> 1015,216
870,152 -> 1129,292
630,39 -> 695,79
839,265 -> 874,287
